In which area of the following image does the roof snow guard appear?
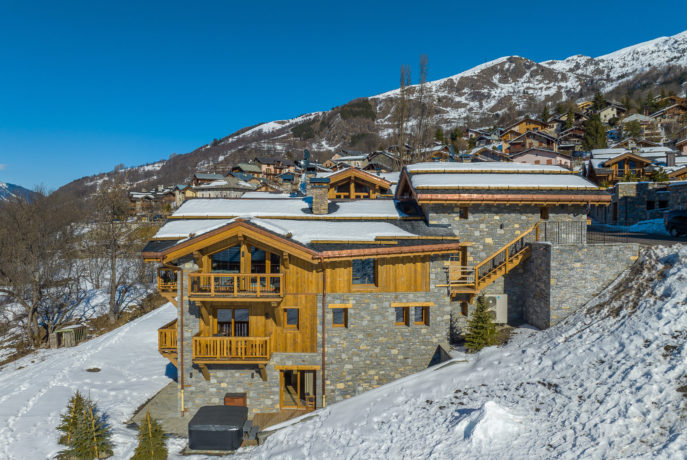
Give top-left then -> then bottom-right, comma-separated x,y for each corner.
396,162 -> 611,205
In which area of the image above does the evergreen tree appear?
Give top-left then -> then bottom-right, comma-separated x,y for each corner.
650,167 -> 669,182
625,120 -> 643,138
565,107 -> 575,130
59,397 -> 113,459
540,104 -> 550,122
592,91 -> 606,111
582,115 -> 608,150
465,296 -> 496,352
57,391 -> 86,446
435,127 -> 444,143
131,412 -> 167,460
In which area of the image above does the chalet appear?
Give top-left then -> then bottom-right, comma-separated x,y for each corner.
192,173 -> 225,187
557,127 -> 585,154
333,150 -> 369,169
503,118 -> 549,135
506,130 -> 558,154
509,148 -> 571,168
144,163 -> 640,425
650,104 -> 687,124
577,100 -> 594,113
611,138 -> 661,149
253,158 -> 297,179
191,177 -> 256,199
598,103 -> 626,124
230,163 -> 262,178
584,150 -> 653,185
319,167 -> 393,199
463,146 -> 509,163
365,151 -> 401,172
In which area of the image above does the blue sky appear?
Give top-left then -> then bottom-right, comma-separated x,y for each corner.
1,1 -> 686,190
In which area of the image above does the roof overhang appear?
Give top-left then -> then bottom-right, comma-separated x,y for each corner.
416,193 -> 611,206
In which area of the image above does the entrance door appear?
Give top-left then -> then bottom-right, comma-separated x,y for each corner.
280,370 -> 316,410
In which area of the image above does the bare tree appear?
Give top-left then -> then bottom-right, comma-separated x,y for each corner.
393,64 -> 412,166
412,55 -> 435,160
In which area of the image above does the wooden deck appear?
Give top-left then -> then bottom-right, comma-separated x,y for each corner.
192,335 -> 271,363
188,272 -> 283,301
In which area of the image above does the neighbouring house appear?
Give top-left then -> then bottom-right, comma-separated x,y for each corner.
506,130 -> 558,154
145,162 -> 641,424
365,151 -> 401,172
676,138 -> 687,155
557,127 -> 585,154
598,103 -> 627,124
584,150 -> 653,185
650,104 -> 687,125
620,114 -> 662,141
503,118 -> 549,135
230,163 -> 263,178
577,100 -> 594,113
318,167 -> 393,199
129,186 -> 176,217
509,148 -> 571,168
191,177 -> 257,199
253,157 -> 297,179
192,173 -> 225,187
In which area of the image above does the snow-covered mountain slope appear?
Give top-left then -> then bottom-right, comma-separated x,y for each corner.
59,30 -> 687,197
0,182 -> 35,201
242,245 -> 687,459
0,304 -> 176,459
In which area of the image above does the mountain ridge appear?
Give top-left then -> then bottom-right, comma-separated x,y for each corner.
57,30 -> 687,197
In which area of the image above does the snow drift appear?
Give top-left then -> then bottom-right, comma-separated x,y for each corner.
243,245 -> 687,459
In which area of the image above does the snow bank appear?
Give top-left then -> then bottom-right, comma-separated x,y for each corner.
0,304 -> 177,459
241,245 -> 687,459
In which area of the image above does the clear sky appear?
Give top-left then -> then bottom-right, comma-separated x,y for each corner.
1,0 -> 686,190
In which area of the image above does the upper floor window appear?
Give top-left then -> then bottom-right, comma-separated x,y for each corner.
284,308 -> 299,329
211,246 -> 241,273
352,258 -> 375,285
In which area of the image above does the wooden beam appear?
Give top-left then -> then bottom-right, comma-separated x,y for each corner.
198,364 -> 210,381
257,364 -> 267,382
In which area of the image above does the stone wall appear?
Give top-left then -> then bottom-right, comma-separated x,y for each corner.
424,203 -> 586,262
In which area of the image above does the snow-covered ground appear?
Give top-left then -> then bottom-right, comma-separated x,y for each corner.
239,245 -> 687,459
0,303 -> 176,459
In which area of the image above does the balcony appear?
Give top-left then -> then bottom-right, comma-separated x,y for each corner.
189,272 -> 283,301
157,268 -> 178,294
157,319 -> 178,366
192,335 -> 271,364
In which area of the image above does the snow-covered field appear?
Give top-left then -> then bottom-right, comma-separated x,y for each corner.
0,303 -> 176,459
240,245 -> 687,459
596,218 -> 670,236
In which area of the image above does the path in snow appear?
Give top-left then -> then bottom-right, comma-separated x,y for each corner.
0,303 -> 176,459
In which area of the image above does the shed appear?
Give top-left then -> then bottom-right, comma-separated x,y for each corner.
49,324 -> 87,349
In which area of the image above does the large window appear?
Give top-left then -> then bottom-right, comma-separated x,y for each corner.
352,258 -> 375,285
217,308 -> 249,337
250,247 -> 266,273
211,246 -> 241,272
284,308 -> 299,329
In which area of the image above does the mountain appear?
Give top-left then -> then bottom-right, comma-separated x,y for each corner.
0,182 -> 36,201
58,30 -> 687,196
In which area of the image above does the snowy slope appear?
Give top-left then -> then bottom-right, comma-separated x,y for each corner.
0,304 -> 176,459
0,182 -> 35,201
242,246 -> 687,459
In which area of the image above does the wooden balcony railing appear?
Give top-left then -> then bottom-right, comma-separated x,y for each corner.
189,273 -> 283,299
192,335 -> 271,362
449,222 -> 540,294
157,268 -> 178,294
158,319 -> 177,353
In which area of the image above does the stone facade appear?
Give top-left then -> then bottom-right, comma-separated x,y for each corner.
424,203 -> 587,262
591,181 -> 687,226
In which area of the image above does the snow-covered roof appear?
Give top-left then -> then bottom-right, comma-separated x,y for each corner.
241,192 -> 297,199
622,114 -> 653,123
411,173 -> 599,189
406,162 -> 568,173
171,198 -> 406,219
336,155 -> 369,162
193,173 -> 224,180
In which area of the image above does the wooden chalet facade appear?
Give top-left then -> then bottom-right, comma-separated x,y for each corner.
321,167 -> 392,199
506,130 -> 558,154
585,152 -> 653,185
144,163 -> 612,420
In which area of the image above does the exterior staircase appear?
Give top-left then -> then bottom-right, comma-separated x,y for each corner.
449,222 -> 541,300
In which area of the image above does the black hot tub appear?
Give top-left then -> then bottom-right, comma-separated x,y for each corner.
188,405 -> 248,451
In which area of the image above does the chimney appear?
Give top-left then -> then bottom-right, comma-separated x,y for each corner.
667,152 -> 676,167
309,177 -> 330,215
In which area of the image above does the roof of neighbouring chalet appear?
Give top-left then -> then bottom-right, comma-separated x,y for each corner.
396,162 -> 609,205
508,130 -> 558,144
503,118 -> 549,132
509,148 -> 571,160
193,173 -> 224,181
317,167 -> 392,189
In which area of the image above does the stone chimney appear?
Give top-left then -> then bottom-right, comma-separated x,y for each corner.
309,177 -> 330,215
666,152 -> 676,167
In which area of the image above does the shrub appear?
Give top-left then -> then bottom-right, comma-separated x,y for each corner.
58,391 -> 113,459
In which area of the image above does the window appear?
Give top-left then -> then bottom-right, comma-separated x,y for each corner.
332,308 -> 348,328
352,258 -> 375,285
459,207 -> 469,219
647,200 -> 655,210
211,246 -> 241,272
540,207 -> 549,220
284,308 -> 299,329
394,307 -> 409,326
251,247 -> 266,273
414,306 -> 429,326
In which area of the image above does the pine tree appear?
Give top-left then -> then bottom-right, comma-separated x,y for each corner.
435,127 -> 444,143
59,397 -> 113,459
540,104 -> 550,122
465,296 -> 496,352
57,391 -> 86,446
131,412 -> 167,460
565,107 -> 575,130
592,91 -> 606,111
650,167 -> 669,182
582,115 -> 608,150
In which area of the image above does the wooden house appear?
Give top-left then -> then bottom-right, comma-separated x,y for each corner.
253,157 -> 297,179
320,167 -> 392,199
503,118 -> 549,135
585,151 -> 653,185
598,103 -> 626,124
509,148 -> 571,168
506,131 -> 558,154
192,173 -> 225,187
676,138 -> 687,155
230,163 -> 263,178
